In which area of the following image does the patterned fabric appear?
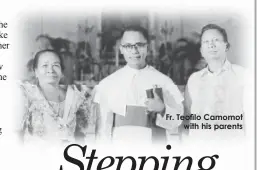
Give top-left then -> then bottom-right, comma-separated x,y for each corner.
188,60 -> 245,117
18,81 -> 93,144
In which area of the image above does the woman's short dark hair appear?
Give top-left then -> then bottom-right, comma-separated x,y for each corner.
35,34 -> 52,42
33,49 -> 64,71
120,25 -> 149,42
200,24 -> 230,50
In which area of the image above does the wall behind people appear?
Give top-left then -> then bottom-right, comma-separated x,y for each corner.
17,17 -> 42,80
154,13 -> 183,51
17,12 -> 101,80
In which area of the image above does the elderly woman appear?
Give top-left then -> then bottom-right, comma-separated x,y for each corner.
18,49 -> 93,144
184,24 -> 247,139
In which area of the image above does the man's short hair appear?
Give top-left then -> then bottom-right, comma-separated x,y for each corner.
200,24 -> 230,50
120,25 -> 149,42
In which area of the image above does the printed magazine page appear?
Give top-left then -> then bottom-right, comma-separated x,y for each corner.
0,0 -> 255,170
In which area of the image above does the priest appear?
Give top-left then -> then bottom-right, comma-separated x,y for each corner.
93,26 -> 184,145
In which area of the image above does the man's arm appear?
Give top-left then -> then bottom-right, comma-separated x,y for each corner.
155,90 -> 184,132
179,85 -> 191,135
145,85 -> 184,132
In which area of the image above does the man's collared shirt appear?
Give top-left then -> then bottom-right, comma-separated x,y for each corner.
186,60 -> 247,137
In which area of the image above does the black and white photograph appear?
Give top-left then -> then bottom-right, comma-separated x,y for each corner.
15,9 -> 252,146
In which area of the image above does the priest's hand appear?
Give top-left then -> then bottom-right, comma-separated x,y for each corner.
145,88 -> 165,116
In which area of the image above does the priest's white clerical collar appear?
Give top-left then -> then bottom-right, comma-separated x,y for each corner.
124,64 -> 150,73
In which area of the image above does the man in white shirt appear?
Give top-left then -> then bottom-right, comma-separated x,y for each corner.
185,24 -> 248,139
93,26 -> 184,144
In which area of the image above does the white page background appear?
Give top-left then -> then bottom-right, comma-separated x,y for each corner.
0,0 -> 254,170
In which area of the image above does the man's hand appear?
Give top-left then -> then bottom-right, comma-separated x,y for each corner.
145,87 -> 165,116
